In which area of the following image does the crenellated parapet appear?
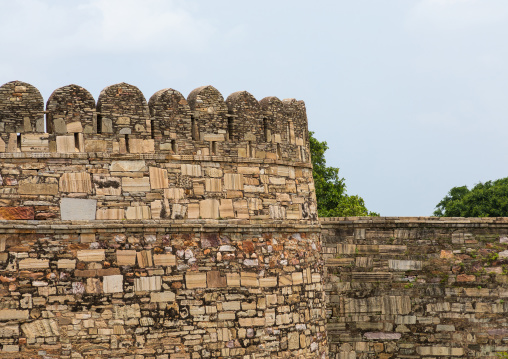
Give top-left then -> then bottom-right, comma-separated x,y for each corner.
0,81 -> 310,161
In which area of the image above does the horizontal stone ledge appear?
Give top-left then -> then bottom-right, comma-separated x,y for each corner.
0,152 -> 312,168
0,219 -> 321,232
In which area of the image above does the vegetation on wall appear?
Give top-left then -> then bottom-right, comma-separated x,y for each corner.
309,131 -> 379,217
434,177 -> 508,217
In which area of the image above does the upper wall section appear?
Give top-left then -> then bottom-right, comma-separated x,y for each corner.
0,81 -> 310,162
0,81 -> 316,221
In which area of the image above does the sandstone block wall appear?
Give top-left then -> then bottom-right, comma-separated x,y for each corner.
322,217 -> 508,359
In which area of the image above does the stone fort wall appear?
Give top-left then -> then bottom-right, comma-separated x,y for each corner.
0,80 -> 328,358
322,217 -> 508,359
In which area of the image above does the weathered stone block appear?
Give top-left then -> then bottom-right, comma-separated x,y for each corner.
0,310 -> 29,321
103,275 -> 124,293
18,183 -> 58,195
153,253 -> 176,266
110,160 -> 146,172
0,207 -> 34,220
122,177 -> 150,192
77,249 -> 105,262
149,167 -> 168,189
60,198 -> 97,220
18,258 -> 49,269
207,271 -> 227,288
60,172 -> 92,193
186,273 -> 207,289
150,291 -> 175,302
117,250 -> 137,266
135,276 -> 161,292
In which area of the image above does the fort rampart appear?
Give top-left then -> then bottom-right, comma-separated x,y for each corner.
0,81 -> 327,358
322,217 -> 508,358
2,80 -> 508,359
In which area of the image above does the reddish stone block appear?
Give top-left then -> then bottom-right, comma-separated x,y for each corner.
457,274 -> 476,282
0,207 -> 34,220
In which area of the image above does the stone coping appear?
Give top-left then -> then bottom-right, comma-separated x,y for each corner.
320,216 -> 508,225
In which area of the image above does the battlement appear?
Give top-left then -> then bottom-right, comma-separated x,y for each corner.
0,81 -> 310,161
0,81 -> 317,222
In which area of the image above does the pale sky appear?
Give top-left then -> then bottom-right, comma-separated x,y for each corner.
1,0 -> 508,216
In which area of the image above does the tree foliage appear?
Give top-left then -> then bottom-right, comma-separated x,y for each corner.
434,177 -> 508,217
309,132 -> 378,217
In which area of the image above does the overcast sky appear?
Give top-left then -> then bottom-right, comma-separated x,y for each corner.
1,0 -> 507,216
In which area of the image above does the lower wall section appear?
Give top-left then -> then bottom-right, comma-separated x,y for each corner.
322,217 -> 508,359
0,220 -> 328,358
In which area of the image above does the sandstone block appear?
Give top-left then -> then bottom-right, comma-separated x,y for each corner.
111,160 -> 146,172
150,291 -> 175,302
416,346 -> 464,356
219,199 -> 234,218
135,276 -> 161,291
137,250 -> 153,268
117,250 -> 137,266
181,164 -> 202,177
96,208 -> 124,220
21,319 -> 59,338
77,249 -> 105,262
227,273 -> 240,287
21,133 -> 49,152
259,277 -> 277,287
56,135 -> 76,153
224,173 -> 243,190
153,253 -> 176,266
60,172 -> 92,193
18,258 -> 49,269
234,199 -> 249,219
126,206 -> 151,219
103,275 -> 124,293
18,183 -> 58,195
186,273 -> 207,289
165,188 -> 185,200
149,167 -> 168,189
187,203 -> 200,219
241,272 -> 259,287
199,199 -> 219,219
57,259 -> 76,269
122,177 -> 150,192
0,310 -> 29,321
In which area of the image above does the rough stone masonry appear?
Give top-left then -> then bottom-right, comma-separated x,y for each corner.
3,80 -> 507,359
0,81 -> 328,358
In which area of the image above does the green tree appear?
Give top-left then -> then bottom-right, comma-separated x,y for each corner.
309,132 -> 378,217
434,177 -> 508,217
